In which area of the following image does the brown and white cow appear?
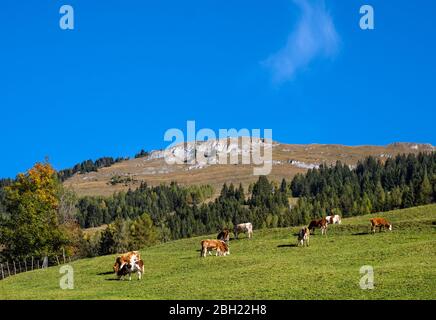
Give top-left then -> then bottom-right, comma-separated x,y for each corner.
326,215 -> 342,225
113,251 -> 141,273
234,222 -> 253,239
297,227 -> 310,247
217,228 -> 230,244
370,218 -> 392,233
308,218 -> 328,235
200,239 -> 230,257
117,259 -> 145,281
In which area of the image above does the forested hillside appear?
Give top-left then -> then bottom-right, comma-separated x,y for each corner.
75,153 -> 436,247
291,152 -> 436,218
0,152 -> 435,262
57,156 -> 127,182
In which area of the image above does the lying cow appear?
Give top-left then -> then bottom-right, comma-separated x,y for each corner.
117,259 -> 145,281
326,214 -> 342,225
217,228 -> 230,244
234,222 -> 253,239
113,251 -> 141,273
308,218 -> 328,235
370,218 -> 392,233
297,227 -> 310,247
200,239 -> 230,257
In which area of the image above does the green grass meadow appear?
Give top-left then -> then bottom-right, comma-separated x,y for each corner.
1,205 -> 435,300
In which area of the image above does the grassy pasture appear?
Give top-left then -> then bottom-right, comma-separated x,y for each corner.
1,205 -> 435,300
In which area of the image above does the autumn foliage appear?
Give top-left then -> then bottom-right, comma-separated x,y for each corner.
0,162 -> 68,259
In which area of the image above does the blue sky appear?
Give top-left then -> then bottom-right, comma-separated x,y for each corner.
0,0 -> 435,178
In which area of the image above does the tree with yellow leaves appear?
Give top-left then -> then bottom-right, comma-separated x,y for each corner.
0,162 -> 68,259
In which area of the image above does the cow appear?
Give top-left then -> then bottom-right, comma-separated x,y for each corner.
217,228 -> 230,244
113,251 -> 141,273
297,227 -> 310,247
326,215 -> 342,225
370,218 -> 392,233
200,239 -> 230,257
234,222 -> 253,239
117,259 -> 145,281
308,218 -> 328,235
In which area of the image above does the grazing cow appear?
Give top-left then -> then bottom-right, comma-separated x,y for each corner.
117,259 -> 145,281
370,218 -> 392,233
113,251 -> 141,273
216,241 -> 229,256
326,215 -> 342,225
297,227 -> 310,247
217,228 -> 230,244
308,218 -> 328,235
234,222 -> 253,239
200,239 -> 230,257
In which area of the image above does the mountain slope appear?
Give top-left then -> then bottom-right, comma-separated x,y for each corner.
63,141 -> 434,197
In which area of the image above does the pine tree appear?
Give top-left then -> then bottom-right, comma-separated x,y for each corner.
129,213 -> 158,249
235,183 -> 245,203
280,178 -> 287,193
417,170 -> 432,205
360,193 -> 373,215
374,181 -> 386,212
389,187 -> 403,209
402,184 -> 415,208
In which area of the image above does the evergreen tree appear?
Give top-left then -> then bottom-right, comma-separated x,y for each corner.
402,184 -> 415,208
129,213 -> 158,249
235,183 -> 245,203
417,170 -> 432,205
280,178 -> 287,193
374,181 -> 386,212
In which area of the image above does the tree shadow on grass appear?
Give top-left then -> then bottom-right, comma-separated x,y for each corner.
277,244 -> 298,248
352,232 -> 371,236
105,278 -> 139,281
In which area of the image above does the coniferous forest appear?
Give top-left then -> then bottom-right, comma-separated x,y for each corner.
57,156 -> 127,182
75,153 -> 436,233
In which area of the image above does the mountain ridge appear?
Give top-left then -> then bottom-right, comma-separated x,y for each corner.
63,141 -> 435,197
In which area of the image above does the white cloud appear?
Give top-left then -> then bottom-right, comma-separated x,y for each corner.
263,0 -> 340,83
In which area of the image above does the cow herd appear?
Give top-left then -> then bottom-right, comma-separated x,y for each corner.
111,216 -> 393,280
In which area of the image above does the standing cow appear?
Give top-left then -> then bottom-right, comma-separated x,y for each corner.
113,251 -> 141,273
370,218 -> 392,233
116,259 -> 145,281
297,227 -> 310,247
326,215 -> 342,225
234,222 -> 253,239
308,218 -> 328,235
217,228 -> 230,244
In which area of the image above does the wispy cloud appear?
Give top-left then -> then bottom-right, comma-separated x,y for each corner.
263,0 -> 340,83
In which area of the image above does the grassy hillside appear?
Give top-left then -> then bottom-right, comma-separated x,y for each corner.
1,205 -> 435,300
